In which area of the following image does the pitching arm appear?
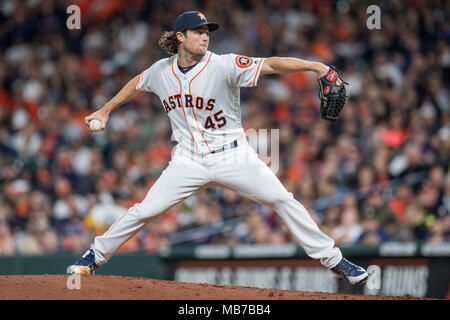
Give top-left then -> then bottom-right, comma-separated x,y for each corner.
85,75 -> 143,131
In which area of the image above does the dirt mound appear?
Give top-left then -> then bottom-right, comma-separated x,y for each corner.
0,275 -> 429,300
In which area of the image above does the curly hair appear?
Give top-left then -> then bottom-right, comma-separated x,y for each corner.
158,31 -> 181,55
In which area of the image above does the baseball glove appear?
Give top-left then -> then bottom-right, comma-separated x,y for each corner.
317,65 -> 348,122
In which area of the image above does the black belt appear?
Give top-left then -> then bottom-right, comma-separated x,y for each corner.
210,140 -> 238,154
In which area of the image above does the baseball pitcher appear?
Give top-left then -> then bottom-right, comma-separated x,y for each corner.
67,11 -> 368,285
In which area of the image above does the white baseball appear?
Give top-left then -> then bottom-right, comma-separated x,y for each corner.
89,119 -> 102,131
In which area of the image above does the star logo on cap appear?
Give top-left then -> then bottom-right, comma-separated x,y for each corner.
197,12 -> 206,20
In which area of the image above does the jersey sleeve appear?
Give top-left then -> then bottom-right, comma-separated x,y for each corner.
135,62 -> 159,93
226,54 -> 265,88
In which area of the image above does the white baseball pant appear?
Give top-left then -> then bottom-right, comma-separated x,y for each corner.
93,137 -> 342,268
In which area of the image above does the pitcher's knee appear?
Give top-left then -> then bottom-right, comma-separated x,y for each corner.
269,192 -> 295,209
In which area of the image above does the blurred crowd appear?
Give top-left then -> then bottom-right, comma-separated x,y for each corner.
0,0 -> 449,256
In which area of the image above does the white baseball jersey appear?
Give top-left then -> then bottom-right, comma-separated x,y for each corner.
136,51 -> 264,154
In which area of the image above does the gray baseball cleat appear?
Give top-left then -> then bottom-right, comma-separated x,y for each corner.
330,257 -> 369,285
66,249 -> 99,275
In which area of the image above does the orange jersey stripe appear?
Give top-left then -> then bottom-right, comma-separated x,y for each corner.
189,52 -> 213,91
104,208 -> 130,236
136,72 -> 144,90
189,52 -> 213,152
252,58 -> 264,87
171,57 -> 199,152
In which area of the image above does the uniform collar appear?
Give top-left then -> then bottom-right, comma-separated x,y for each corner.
174,51 -> 211,79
